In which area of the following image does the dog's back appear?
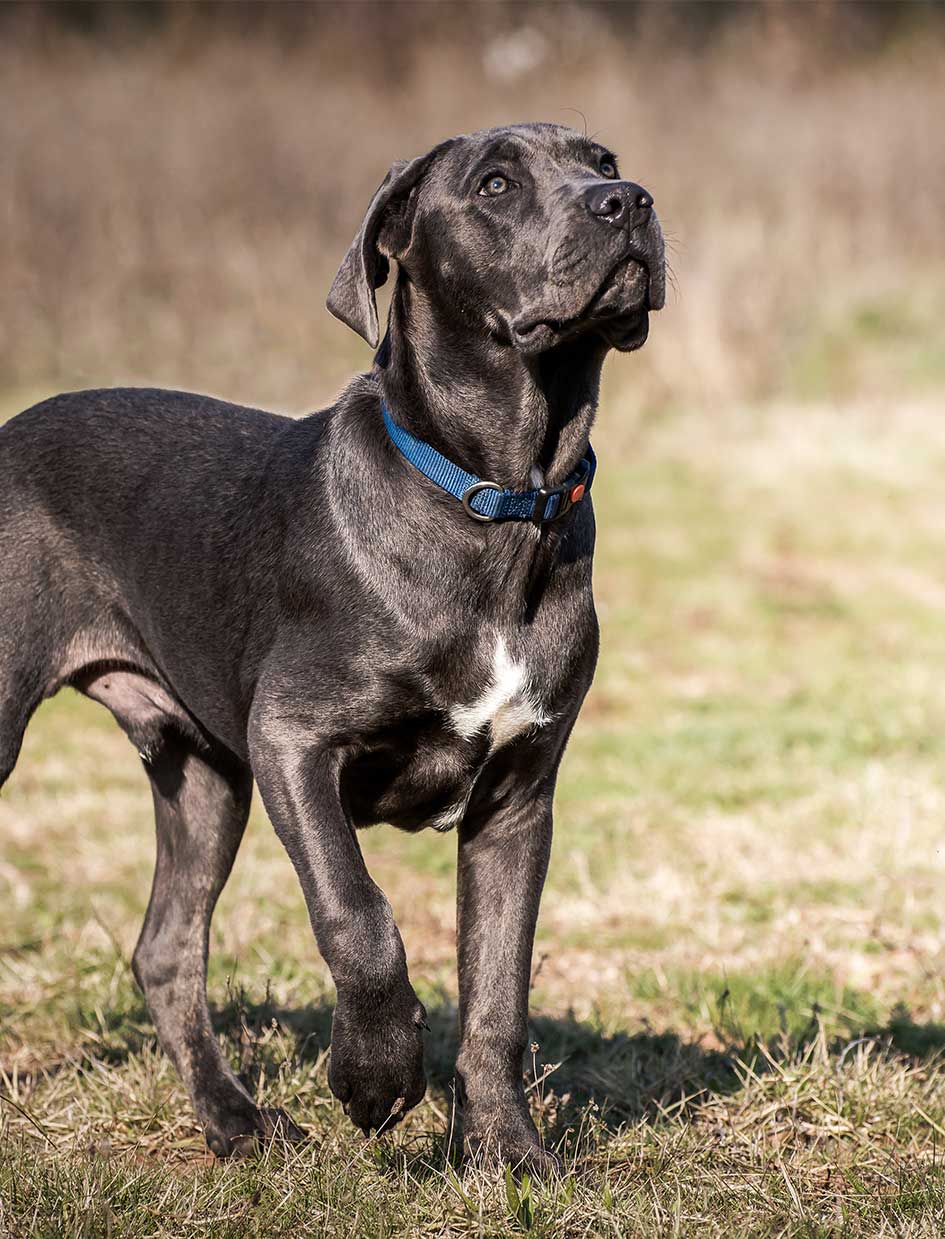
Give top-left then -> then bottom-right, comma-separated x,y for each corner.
2,387 -> 289,555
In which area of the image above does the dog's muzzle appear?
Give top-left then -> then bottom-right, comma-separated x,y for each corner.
508,180 -> 664,354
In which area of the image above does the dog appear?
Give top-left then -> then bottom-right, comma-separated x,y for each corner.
0,123 -> 664,1170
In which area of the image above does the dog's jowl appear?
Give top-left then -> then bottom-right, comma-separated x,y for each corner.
0,124 -> 664,1170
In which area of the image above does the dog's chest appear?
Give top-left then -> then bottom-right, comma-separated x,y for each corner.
347,630 -> 565,833
447,635 -> 549,752
418,635 -> 549,832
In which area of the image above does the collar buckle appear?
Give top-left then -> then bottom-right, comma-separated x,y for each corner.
531,484 -> 571,524
531,457 -> 593,524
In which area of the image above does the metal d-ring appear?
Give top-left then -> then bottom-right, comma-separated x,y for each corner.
462,480 -> 502,523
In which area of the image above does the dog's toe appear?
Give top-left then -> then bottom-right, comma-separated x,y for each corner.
203,1104 -> 306,1158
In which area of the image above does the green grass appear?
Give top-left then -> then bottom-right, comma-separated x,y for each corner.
5,394 -> 945,1234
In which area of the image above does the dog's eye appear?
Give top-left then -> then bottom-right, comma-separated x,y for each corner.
480,175 -> 511,197
600,160 -> 618,179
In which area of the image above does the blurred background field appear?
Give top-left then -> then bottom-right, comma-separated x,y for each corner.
3,0 -> 944,414
3,3 -> 945,1234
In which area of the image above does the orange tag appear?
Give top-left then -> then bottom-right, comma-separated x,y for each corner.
570,483 -> 586,504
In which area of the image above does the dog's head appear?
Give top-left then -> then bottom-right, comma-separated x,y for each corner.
328,123 -> 665,357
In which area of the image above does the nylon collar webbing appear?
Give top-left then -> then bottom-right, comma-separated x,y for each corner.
381,402 -> 596,524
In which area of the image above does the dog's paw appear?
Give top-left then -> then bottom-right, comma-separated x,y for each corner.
203,1103 -> 306,1159
328,987 -> 427,1133
465,1133 -> 562,1178
462,1109 -> 561,1178
502,1141 -> 562,1178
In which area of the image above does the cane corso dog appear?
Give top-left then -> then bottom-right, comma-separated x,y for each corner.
0,124 -> 664,1170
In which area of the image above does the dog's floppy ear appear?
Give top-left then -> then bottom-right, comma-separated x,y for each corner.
327,142 -> 453,347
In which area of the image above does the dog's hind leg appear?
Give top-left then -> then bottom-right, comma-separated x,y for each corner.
131,729 -> 306,1157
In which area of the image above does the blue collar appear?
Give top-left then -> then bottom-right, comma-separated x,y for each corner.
381,402 -> 596,524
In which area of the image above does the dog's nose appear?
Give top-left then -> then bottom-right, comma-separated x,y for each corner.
585,181 -> 653,228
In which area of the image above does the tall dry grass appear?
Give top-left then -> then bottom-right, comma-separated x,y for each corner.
1,3 -> 943,413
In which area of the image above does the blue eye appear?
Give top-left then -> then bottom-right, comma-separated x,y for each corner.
480,175 -> 510,196
600,160 -> 617,179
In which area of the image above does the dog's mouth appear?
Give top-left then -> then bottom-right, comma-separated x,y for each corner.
511,255 -> 659,355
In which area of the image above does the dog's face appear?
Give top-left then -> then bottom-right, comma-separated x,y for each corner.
328,123 -> 665,357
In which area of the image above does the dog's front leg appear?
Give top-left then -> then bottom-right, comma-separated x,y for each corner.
249,709 -> 426,1134
456,782 -> 559,1173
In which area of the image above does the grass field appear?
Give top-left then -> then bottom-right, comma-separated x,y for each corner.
4,6 -> 945,1232
4,390 -> 945,1235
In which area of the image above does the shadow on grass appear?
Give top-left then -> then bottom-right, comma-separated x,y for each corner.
211,990 -> 945,1136
863,1003 -> 945,1059
21,986 -> 945,1150
193,988 -> 748,1138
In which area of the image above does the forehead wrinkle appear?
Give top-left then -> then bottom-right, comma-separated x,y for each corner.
558,134 -> 616,167
503,121 -> 608,154
468,123 -> 606,169
523,133 -> 615,177
473,136 -> 534,167
484,145 -> 589,182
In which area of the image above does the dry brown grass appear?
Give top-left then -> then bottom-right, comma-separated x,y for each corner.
4,5 -> 945,1234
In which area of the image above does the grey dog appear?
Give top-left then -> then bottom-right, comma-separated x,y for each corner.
0,123 -> 664,1170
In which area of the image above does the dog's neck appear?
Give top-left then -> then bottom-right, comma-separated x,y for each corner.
375,278 -> 608,490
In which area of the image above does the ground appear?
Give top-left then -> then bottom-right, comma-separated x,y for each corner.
3,394 -> 945,1235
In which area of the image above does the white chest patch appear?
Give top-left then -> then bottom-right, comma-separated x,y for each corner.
449,636 -> 550,752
